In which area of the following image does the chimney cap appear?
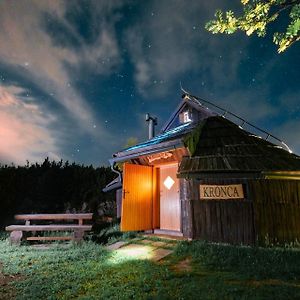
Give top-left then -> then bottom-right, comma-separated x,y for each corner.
145,113 -> 158,125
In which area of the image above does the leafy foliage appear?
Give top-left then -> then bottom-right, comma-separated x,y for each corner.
0,158 -> 116,229
206,0 -> 300,53
124,137 -> 138,148
183,121 -> 206,156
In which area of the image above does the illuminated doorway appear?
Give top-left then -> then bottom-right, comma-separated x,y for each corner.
159,164 -> 181,232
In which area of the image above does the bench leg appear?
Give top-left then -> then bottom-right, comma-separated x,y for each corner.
10,231 -> 23,246
73,230 -> 84,243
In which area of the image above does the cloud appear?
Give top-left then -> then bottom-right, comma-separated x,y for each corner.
0,0 -> 130,164
213,88 -> 278,122
125,1 -> 249,97
0,85 -> 60,164
0,0 -> 123,136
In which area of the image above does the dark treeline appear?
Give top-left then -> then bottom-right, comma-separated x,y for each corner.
0,158 -> 116,229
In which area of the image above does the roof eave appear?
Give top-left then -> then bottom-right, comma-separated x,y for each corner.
110,139 -> 184,164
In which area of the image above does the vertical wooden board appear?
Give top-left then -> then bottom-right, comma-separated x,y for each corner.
242,203 -> 248,244
264,201 -> 271,243
289,203 -> 295,240
216,202 -> 222,241
189,199 -> 195,239
152,167 -> 160,229
294,203 -> 300,240
237,202 -> 243,244
194,201 -> 202,238
250,202 -> 256,245
221,201 -> 228,242
200,202 -> 206,239
200,202 -> 206,240
205,201 -> 211,240
288,204 -> 295,242
285,203 -> 294,242
213,202 -> 219,242
283,203 -> 290,242
278,203 -> 285,243
160,164 -> 181,231
224,202 -> 229,243
254,201 -> 263,244
210,201 -> 216,241
242,203 -> 247,244
121,163 -> 153,231
265,200 -> 273,244
234,202 -> 239,244
229,202 -> 234,244
227,202 -> 233,244
233,202 -> 239,244
248,202 -> 255,245
296,204 -> 300,240
196,202 -> 202,239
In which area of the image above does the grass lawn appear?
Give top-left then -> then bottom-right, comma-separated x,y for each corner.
1,234 -> 300,300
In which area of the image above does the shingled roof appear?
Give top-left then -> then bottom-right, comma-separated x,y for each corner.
179,116 -> 300,175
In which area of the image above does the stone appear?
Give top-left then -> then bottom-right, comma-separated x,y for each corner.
105,241 -> 127,250
151,241 -> 168,248
139,239 -> 154,244
151,248 -> 173,262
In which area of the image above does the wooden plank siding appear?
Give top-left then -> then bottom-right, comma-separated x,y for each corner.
182,177 -> 300,245
181,178 -> 256,245
191,200 -> 255,245
152,167 -> 160,229
160,164 -> 181,231
249,179 -> 300,245
121,163 -> 153,231
180,178 -> 194,238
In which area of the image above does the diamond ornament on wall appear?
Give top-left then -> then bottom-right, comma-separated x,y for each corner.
164,176 -> 175,190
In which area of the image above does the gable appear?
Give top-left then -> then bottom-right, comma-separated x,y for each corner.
160,96 -> 216,133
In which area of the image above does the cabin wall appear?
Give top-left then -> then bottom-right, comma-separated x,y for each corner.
180,178 -> 194,238
248,179 -> 300,245
182,177 -> 255,245
181,177 -> 300,245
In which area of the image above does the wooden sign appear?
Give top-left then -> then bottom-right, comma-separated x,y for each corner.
199,184 -> 244,200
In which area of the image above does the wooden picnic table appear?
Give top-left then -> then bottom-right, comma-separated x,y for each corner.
5,213 -> 93,245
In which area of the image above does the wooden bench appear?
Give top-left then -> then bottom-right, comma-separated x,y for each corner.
5,213 -> 93,245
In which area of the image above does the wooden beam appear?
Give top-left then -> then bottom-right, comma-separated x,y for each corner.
5,225 -> 92,231
14,213 -> 93,220
26,236 -> 73,241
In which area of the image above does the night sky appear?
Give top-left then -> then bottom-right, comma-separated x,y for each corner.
0,0 -> 299,167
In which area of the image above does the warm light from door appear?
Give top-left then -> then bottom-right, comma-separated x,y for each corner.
164,176 -> 175,190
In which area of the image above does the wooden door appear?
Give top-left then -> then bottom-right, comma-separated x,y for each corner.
160,164 -> 181,231
121,163 -> 153,231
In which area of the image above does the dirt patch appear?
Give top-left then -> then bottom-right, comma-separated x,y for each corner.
0,262 -> 23,300
171,257 -> 193,273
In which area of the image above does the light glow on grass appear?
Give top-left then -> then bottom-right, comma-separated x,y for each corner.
107,244 -> 155,264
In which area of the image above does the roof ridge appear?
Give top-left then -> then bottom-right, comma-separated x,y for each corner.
182,92 -> 292,154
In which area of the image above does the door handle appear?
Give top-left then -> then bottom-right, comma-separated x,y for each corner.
123,189 -> 129,199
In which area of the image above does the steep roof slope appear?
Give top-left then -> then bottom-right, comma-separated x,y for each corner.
179,116 -> 300,174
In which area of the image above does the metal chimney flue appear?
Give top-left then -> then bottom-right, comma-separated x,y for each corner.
145,113 -> 158,139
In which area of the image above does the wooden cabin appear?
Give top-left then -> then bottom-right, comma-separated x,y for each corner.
105,94 -> 300,245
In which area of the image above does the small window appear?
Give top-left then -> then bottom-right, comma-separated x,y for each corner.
183,111 -> 191,123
